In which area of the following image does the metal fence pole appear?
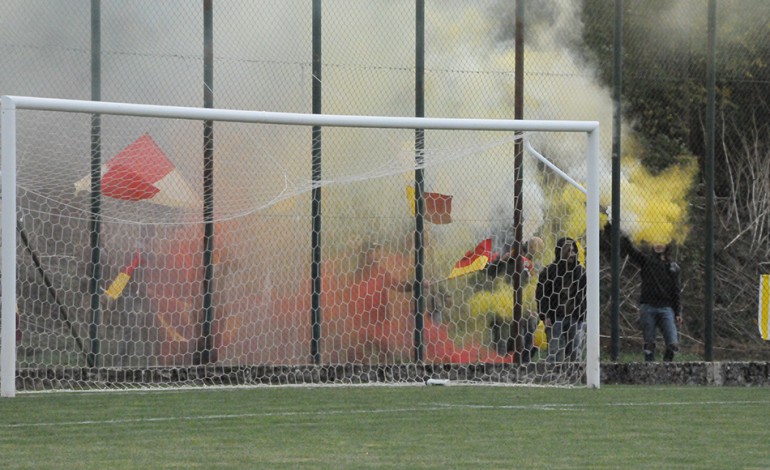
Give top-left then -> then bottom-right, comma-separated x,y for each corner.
310,0 -> 323,365
200,0 -> 216,364
87,0 -> 102,369
704,0 -> 717,361
413,0 -> 426,362
610,0 -> 623,361
512,0 -> 525,362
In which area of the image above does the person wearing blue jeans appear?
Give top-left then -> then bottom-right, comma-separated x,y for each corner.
640,304 -> 680,361
547,314 -> 586,362
608,223 -> 684,362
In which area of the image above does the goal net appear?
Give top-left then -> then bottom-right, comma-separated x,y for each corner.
1,96 -> 600,396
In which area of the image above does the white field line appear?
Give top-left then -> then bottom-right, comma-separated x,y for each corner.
1,400 -> 766,429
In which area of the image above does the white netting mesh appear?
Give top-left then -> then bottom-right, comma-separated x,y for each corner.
6,104 -> 597,391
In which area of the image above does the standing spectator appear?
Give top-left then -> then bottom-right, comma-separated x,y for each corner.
485,235 -> 542,360
611,225 -> 683,362
536,237 -> 587,362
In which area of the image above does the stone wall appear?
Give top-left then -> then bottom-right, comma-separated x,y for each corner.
601,362 -> 770,386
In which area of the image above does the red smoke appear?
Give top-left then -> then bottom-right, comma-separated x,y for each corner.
144,225 -> 511,366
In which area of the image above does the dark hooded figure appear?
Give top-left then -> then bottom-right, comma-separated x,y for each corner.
536,237 -> 587,362
601,221 -> 683,362
620,234 -> 682,362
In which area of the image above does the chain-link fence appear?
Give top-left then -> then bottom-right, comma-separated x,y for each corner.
1,0 -> 768,371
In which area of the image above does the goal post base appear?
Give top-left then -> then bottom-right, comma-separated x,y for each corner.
16,363 -> 589,390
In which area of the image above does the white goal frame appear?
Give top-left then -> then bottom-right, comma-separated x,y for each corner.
1,95 -> 601,396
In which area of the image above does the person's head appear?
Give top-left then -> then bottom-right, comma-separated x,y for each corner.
367,242 -> 383,263
525,236 -> 545,257
652,242 -> 672,260
358,240 -> 383,271
555,237 -> 578,264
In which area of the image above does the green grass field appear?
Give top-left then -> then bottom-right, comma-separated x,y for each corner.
1,384 -> 768,469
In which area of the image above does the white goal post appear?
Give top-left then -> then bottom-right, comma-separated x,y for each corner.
1,95 -> 600,396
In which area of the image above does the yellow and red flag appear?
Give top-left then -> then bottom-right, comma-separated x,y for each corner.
448,238 -> 498,279
405,186 -> 452,224
75,134 -> 199,208
104,250 -> 142,300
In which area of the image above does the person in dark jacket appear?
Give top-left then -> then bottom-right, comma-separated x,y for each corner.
614,227 -> 683,362
536,237 -> 587,362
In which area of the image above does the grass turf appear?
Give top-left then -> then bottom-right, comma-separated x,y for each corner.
0,385 -> 767,469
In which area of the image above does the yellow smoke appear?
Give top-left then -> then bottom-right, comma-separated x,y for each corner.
554,150 -> 697,247
468,278 -> 537,320
620,156 -> 698,245
557,186 -> 610,242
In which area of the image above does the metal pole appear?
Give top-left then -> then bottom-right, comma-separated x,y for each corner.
413,0 -> 425,362
704,0 -> 716,361
199,0 -> 215,364
5,97 -> 599,132
512,0 -> 525,362
1,97 -> 18,397
310,0 -> 322,365
87,0 -> 102,369
610,0 -> 623,361
585,128 -> 602,388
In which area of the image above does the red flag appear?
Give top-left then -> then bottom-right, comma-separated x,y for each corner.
104,250 -> 142,300
75,134 -> 199,208
448,238 -> 498,279
406,186 -> 453,224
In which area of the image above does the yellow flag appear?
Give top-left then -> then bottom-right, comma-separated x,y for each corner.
104,251 -> 142,300
534,320 -> 548,349
105,272 -> 131,300
759,274 -> 770,340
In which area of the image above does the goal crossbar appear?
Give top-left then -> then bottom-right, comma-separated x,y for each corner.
1,95 -> 601,396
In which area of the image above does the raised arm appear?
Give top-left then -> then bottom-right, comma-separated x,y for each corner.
604,221 -> 645,267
